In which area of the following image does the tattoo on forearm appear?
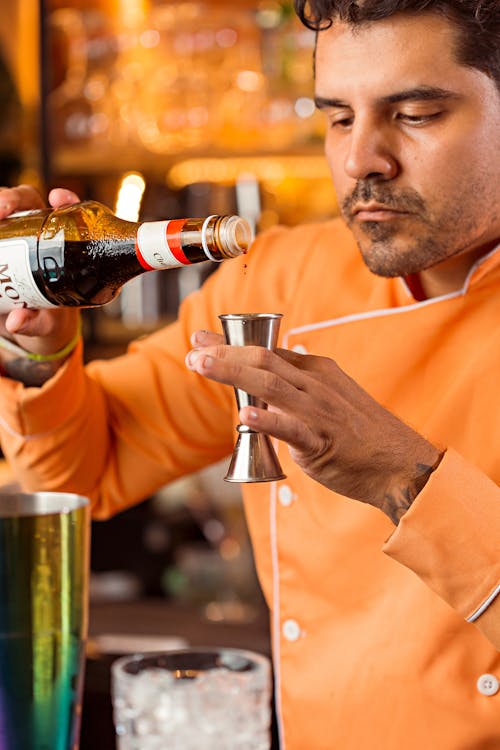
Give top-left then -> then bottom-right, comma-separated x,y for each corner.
381,457 -> 443,526
382,485 -> 413,526
1,357 -> 65,387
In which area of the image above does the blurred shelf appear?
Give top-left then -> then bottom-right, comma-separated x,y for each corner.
51,142 -> 327,178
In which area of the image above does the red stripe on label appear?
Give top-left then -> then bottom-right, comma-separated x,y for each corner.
166,219 -> 190,265
135,239 -> 154,270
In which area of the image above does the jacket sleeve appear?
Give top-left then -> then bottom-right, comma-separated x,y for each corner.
383,447 -> 500,648
0,311 -> 236,518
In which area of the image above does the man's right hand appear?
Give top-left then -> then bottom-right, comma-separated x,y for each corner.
0,185 -> 81,359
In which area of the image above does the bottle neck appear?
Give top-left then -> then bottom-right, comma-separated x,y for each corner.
136,218 -> 216,270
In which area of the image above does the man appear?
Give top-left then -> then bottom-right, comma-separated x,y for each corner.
0,1 -> 499,748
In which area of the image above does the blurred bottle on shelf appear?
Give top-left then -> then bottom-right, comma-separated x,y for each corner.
0,52 -> 22,185
45,0 -> 323,161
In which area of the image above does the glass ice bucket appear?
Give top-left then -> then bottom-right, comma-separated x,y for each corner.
112,646 -> 272,750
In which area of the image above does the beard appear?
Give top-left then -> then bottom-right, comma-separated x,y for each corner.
353,220 -> 446,277
341,181 -> 461,277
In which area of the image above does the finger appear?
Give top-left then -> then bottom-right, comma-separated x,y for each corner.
277,346 -> 364,407
0,185 -> 45,218
3,308 -> 79,352
187,343 -> 322,395
5,308 -> 47,337
190,329 -> 224,347
277,347 -> 336,374
48,188 -> 81,208
186,347 -> 310,412
239,405 -> 319,455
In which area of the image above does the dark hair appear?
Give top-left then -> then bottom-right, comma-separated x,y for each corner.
294,1 -> 500,90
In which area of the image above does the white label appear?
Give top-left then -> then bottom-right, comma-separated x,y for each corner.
0,239 -> 55,311
136,220 -> 189,270
8,209 -> 46,219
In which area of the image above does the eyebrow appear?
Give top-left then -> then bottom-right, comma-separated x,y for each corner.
314,86 -> 460,110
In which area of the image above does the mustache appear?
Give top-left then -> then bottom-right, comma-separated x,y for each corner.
342,182 -> 427,218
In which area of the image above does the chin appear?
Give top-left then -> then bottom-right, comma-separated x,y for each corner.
358,242 -> 421,278
363,259 -> 406,278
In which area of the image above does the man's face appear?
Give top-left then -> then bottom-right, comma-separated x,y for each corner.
315,13 -> 500,280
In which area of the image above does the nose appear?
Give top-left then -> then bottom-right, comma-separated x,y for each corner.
343,117 -> 399,181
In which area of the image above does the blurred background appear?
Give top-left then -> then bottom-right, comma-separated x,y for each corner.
0,3 -> 340,743
0,0 -> 340,648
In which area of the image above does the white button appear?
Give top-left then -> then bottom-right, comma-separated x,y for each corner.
282,619 -> 302,642
477,674 -> 499,696
292,344 -> 308,355
278,485 -> 295,507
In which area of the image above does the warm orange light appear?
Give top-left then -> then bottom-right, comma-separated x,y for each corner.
235,70 -> 264,93
115,172 -> 146,221
118,0 -> 149,28
167,155 -> 331,189
16,0 -> 40,109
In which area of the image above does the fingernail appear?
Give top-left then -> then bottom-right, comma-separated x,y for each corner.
190,330 -> 209,346
185,349 -> 200,369
0,202 -> 12,213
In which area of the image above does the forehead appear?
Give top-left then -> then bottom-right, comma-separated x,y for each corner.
315,13 -> 468,98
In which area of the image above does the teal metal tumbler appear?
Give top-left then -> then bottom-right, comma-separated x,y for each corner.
0,492 -> 90,750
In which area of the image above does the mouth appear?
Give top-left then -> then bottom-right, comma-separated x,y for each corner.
352,203 -> 409,222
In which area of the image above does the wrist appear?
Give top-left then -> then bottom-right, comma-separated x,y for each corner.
0,322 -> 81,386
380,447 -> 444,525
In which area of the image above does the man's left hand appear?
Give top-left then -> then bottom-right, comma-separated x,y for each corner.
187,330 -> 442,524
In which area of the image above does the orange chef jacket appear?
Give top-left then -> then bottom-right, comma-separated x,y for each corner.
0,218 -> 499,749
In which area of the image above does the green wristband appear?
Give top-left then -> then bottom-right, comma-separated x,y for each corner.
0,321 -> 81,362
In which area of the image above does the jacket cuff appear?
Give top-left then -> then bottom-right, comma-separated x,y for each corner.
383,448 -> 500,621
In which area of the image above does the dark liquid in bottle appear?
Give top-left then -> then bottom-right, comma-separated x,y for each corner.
33,238 -> 141,307
31,233 -> 218,308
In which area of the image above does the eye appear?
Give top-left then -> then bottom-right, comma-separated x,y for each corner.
396,111 -> 442,125
327,113 -> 354,130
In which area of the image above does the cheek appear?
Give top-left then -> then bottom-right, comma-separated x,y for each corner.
323,138 -> 351,201
413,128 -> 498,203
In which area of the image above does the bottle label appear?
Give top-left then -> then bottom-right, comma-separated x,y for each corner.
136,220 -> 191,270
0,239 -> 55,311
8,209 -> 46,218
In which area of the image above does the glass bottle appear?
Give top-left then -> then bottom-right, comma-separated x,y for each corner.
0,200 -> 252,310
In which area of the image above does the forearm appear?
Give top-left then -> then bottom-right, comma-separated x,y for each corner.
0,323 -> 81,387
0,322 -> 236,519
379,449 -> 444,525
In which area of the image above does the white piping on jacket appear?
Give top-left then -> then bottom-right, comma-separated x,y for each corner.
269,479 -> 285,748
282,241 -> 500,343
467,584 -> 500,622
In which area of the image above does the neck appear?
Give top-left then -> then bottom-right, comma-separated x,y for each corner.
417,241 -> 499,298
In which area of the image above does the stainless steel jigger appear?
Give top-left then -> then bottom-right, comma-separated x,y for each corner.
219,313 -> 286,483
